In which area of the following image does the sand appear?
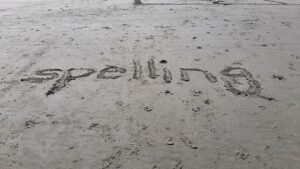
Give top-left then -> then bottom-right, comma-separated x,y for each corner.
0,0 -> 299,168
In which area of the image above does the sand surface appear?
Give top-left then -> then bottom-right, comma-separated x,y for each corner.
0,0 -> 300,169
0,0 -> 43,9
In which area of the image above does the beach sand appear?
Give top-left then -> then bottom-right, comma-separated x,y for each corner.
0,0 -> 299,168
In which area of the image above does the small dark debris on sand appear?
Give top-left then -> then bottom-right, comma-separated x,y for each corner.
192,107 -> 201,112
272,74 -> 285,80
204,99 -> 212,105
25,120 -> 40,128
180,136 -> 198,149
102,26 -> 111,30
88,123 -> 99,130
236,151 -> 250,160
159,60 -> 168,64
166,137 -> 174,145
144,106 -> 153,112
164,90 -> 174,95
191,90 -> 202,96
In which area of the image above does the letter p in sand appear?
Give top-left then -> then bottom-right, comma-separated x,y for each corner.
46,68 -> 96,96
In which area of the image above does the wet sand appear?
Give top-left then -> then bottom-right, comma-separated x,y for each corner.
0,0 -> 299,168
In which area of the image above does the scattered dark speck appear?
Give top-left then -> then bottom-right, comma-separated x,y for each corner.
25,120 -> 39,128
204,99 -> 212,105
164,90 -> 173,95
102,26 -> 111,30
144,106 -> 153,112
236,151 -> 250,160
67,146 -> 74,150
88,123 -> 99,130
266,97 -> 275,101
272,74 -> 285,80
159,60 -> 167,64
258,105 -> 266,110
166,137 -> 174,145
192,107 -> 201,112
191,90 -> 202,96
52,121 -> 59,124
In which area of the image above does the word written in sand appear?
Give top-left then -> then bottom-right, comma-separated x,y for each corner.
19,59 -> 273,100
